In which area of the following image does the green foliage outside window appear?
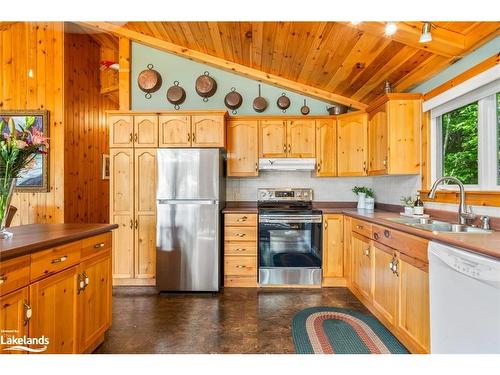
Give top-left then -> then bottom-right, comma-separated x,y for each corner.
441,102 -> 479,185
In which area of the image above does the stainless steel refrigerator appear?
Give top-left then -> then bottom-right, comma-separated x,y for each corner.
156,149 -> 225,292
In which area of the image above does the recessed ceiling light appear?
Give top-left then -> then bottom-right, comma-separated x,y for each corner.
384,22 -> 398,36
419,22 -> 433,43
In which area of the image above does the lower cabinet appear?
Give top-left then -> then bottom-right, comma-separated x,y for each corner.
351,232 -> 372,301
322,214 -> 344,286
0,234 -> 113,354
372,242 -> 398,325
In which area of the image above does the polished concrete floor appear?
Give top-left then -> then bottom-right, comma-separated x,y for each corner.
94,286 -> 371,354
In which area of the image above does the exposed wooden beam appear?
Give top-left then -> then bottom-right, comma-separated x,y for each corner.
79,22 -> 368,110
345,22 -> 466,59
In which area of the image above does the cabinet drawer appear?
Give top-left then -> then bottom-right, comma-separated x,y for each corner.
225,213 -> 257,227
224,275 -> 257,287
30,241 -> 82,281
224,256 -> 257,277
224,226 -> 256,242
372,224 -> 428,263
0,255 -> 30,296
352,218 -> 372,238
224,242 -> 257,256
81,232 -> 112,259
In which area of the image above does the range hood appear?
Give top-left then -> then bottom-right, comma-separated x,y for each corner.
258,158 -> 316,171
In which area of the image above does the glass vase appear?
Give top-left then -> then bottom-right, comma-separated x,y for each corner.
0,178 -> 16,239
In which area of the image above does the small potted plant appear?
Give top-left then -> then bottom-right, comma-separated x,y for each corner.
400,196 -> 414,216
352,186 -> 375,211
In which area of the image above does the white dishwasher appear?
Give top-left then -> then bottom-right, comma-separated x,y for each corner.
428,241 -> 500,353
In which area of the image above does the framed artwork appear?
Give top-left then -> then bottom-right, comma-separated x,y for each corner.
102,154 -> 110,180
0,110 -> 50,192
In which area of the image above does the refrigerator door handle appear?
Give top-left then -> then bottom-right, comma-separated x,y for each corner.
157,199 -> 218,205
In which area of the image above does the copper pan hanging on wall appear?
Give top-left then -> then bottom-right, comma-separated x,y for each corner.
137,64 -> 162,99
166,81 -> 186,110
300,99 -> 310,115
195,71 -> 217,101
252,84 -> 267,113
277,93 -> 291,113
224,87 -> 243,114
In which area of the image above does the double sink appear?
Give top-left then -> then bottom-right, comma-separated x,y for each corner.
385,217 -> 492,234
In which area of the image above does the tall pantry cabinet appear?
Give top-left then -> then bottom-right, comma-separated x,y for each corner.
109,114 -> 157,285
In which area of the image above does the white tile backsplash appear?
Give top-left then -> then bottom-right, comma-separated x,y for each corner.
372,175 -> 421,205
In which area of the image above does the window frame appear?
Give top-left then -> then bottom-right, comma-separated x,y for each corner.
430,87 -> 500,192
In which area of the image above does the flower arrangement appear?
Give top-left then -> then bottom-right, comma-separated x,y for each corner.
0,116 -> 48,237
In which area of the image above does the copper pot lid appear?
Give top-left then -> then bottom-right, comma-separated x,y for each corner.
224,87 -> 243,114
166,81 -> 186,110
195,71 -> 217,101
253,84 -> 267,113
277,93 -> 291,112
137,64 -> 162,99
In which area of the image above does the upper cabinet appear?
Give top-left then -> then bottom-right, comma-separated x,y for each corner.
226,119 -> 259,177
191,115 -> 226,147
315,118 -> 337,177
158,115 -> 192,147
258,119 -> 315,158
337,112 -> 368,176
367,94 -> 422,175
109,115 -> 134,148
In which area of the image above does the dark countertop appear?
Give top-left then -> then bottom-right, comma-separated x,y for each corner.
0,223 -> 118,261
223,202 -> 500,260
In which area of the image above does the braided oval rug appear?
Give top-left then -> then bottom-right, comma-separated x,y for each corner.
292,307 -> 409,354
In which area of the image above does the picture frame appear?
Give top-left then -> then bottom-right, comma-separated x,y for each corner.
102,154 -> 110,180
0,110 -> 50,192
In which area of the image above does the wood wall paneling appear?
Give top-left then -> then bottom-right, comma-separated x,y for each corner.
0,22 -> 64,225
63,30 -> 118,224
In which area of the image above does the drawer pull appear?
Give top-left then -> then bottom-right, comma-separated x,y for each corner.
51,255 -> 68,264
235,248 -> 247,252
83,271 -> 90,286
235,233 -> 246,237
356,225 -> 363,229
77,273 -> 86,294
94,243 -> 105,249
24,301 -> 32,326
236,265 -> 246,269
0,274 -> 6,285
364,248 -> 370,257
236,216 -> 248,222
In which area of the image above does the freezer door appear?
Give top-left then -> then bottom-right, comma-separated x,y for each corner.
157,148 -> 221,200
156,201 -> 220,292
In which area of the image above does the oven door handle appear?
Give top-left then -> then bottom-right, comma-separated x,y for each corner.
259,215 -> 323,224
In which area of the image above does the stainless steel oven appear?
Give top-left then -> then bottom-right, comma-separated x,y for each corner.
258,188 -> 322,285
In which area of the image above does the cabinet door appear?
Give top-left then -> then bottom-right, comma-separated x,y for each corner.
78,251 -> 112,352
259,120 -> 287,158
315,119 -> 337,176
398,254 -> 430,353
368,106 -> 388,175
158,115 -> 191,147
191,115 -> 225,147
387,100 -> 421,174
109,115 -> 134,148
337,112 -> 368,176
135,149 -> 157,279
322,214 -> 344,278
134,115 -> 158,148
351,232 -> 372,301
110,149 -> 134,279
343,216 -> 352,283
287,120 -> 315,158
226,120 -> 259,177
29,266 -> 79,354
372,242 -> 398,325
0,287 -> 29,354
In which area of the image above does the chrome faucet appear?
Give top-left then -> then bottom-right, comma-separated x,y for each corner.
428,176 -> 468,225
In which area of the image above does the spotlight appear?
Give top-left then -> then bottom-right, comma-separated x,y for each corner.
419,22 -> 433,43
384,22 -> 398,36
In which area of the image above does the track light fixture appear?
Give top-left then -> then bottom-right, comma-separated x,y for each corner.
384,22 -> 398,36
419,22 -> 433,43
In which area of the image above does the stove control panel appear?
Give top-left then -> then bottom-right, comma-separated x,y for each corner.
258,188 -> 313,202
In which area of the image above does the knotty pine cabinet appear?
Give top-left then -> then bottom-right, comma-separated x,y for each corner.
315,119 -> 337,177
0,233 -> 113,354
337,112 -> 368,176
367,94 -> 422,175
322,214 -> 344,286
226,119 -> 259,177
259,119 -> 315,158
110,148 -> 157,285
350,231 -> 372,302
108,114 -> 158,148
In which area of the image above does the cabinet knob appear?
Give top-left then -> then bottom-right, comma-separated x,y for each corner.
94,243 -> 105,249
356,225 -> 363,230
236,216 -> 248,222
51,255 -> 68,264
235,248 -> 246,252
0,274 -> 6,285
236,265 -> 246,269
83,271 -> 90,286
374,232 -> 380,240
23,301 -> 32,326
383,159 -> 387,167
384,229 -> 390,238
364,248 -> 370,257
